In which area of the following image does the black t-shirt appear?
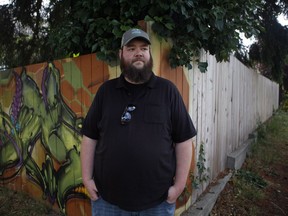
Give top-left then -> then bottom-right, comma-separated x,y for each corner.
81,73 -> 197,211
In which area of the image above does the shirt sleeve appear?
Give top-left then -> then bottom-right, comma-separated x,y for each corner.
170,84 -> 197,143
81,85 -> 104,140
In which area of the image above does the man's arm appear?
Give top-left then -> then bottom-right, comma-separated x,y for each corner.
80,135 -> 98,200
167,138 -> 193,203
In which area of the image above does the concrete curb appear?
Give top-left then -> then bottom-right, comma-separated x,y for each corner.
180,172 -> 232,216
181,133 -> 256,216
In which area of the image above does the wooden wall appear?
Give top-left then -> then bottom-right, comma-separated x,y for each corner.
0,27 -> 279,215
187,51 -> 279,205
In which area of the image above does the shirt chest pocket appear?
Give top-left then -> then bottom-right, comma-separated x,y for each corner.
144,104 -> 168,124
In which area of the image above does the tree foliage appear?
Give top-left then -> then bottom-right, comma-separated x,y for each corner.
0,0 -> 264,71
248,0 -> 288,85
0,0 -> 53,68
48,0 -> 263,71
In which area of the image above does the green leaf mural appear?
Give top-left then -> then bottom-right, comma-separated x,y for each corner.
0,63 -> 85,214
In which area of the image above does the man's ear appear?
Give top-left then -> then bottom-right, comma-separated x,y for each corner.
119,49 -> 122,59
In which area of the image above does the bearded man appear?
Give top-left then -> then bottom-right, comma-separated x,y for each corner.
80,28 -> 197,216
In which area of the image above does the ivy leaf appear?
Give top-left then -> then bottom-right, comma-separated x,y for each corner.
144,15 -> 153,22
213,7 -> 226,31
187,24 -> 194,32
72,36 -> 80,44
181,5 -> 189,18
199,23 -> 208,33
95,51 -> 106,61
215,20 -> 224,31
198,62 -> 208,73
187,63 -> 193,70
91,44 -> 98,52
165,22 -> 174,30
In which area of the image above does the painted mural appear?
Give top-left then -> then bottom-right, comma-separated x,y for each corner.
0,62 -> 92,214
0,43 -> 193,215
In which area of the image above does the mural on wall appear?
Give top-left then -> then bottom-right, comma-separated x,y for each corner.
0,42 -> 193,215
0,63 -> 87,214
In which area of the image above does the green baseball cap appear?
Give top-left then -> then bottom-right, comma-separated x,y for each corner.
121,28 -> 151,47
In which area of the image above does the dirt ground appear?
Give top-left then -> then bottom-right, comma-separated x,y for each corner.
210,111 -> 288,216
0,186 -> 62,216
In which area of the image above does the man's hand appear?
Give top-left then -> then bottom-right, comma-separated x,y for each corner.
83,178 -> 99,201
166,185 -> 182,204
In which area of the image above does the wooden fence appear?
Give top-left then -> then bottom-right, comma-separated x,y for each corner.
0,29 -> 279,215
187,51 -> 279,206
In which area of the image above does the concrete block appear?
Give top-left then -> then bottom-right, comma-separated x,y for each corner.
181,173 -> 232,216
226,138 -> 253,170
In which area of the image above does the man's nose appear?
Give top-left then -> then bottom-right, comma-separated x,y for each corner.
134,49 -> 143,57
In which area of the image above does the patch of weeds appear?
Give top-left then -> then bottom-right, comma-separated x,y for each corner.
231,169 -> 266,215
211,107 -> 288,215
255,119 -> 266,142
281,97 -> 288,112
235,169 -> 267,189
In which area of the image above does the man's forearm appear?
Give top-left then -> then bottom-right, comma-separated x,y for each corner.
80,135 -> 97,183
174,138 -> 193,193
167,138 -> 193,203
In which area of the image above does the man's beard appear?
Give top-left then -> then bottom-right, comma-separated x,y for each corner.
120,56 -> 153,83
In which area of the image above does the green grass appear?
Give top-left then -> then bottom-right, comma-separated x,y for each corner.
251,110 -> 288,166
212,107 -> 288,216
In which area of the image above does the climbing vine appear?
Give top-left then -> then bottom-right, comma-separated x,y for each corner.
192,142 -> 209,189
177,141 -> 209,203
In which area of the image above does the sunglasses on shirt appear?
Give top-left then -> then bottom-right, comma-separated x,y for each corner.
121,104 -> 136,125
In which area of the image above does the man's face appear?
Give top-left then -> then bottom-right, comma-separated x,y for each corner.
119,39 -> 153,83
